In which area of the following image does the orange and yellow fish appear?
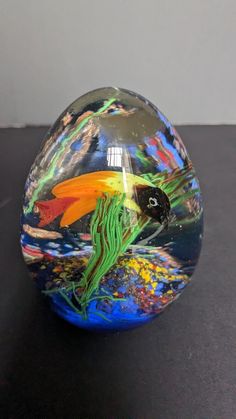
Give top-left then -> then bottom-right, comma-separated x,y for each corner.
35,171 -> 154,228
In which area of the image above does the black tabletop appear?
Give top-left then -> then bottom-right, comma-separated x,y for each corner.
0,126 -> 235,419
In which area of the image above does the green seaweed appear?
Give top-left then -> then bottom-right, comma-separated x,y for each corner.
43,193 -> 149,318
78,193 -> 149,316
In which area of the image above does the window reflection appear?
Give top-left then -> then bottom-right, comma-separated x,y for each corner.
107,146 -> 123,167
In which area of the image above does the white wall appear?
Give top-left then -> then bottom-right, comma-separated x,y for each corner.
0,0 -> 235,126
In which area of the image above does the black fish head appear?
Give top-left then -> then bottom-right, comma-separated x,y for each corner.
137,186 -> 170,227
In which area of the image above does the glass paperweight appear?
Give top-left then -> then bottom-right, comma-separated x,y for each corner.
21,87 -> 203,331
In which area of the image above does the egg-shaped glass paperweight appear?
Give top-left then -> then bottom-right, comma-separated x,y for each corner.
21,87 -> 203,331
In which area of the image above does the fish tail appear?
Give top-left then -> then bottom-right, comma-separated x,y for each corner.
35,197 -> 77,227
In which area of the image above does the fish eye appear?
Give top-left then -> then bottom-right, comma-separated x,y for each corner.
137,186 -> 170,222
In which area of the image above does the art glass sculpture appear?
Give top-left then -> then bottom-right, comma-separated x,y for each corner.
21,87 -> 203,331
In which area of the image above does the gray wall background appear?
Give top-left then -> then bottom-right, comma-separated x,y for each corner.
0,0 -> 235,126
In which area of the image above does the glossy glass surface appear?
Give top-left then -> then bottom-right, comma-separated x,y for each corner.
21,87 -> 203,331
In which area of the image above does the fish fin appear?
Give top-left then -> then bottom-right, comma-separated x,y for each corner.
52,171 -> 154,198
35,197 -> 77,227
52,172 -> 117,197
60,197 -> 97,227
